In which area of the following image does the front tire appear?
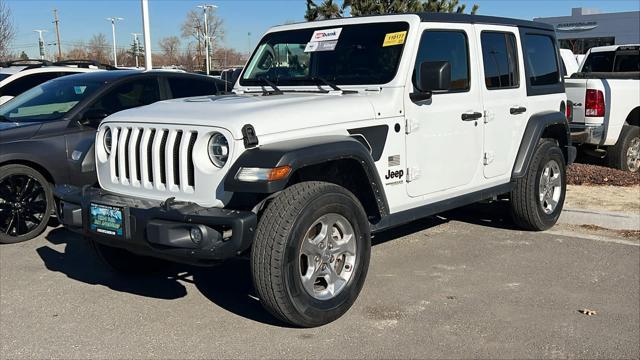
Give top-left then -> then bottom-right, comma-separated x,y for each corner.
0,165 -> 53,244
251,181 -> 371,327
607,125 -> 640,172
510,139 -> 567,231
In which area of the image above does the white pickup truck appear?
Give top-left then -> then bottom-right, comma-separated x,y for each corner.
566,44 -> 640,172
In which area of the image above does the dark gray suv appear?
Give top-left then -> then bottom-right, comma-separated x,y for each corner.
0,70 -> 227,243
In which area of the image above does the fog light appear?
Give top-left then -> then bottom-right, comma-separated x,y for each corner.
190,227 -> 204,245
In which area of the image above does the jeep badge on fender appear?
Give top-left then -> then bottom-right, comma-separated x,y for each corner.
54,13 -> 575,327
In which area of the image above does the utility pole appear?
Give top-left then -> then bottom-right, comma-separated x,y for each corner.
194,24 -> 202,70
131,33 -> 142,68
141,0 -> 152,70
197,4 -> 217,75
33,30 -> 48,60
52,9 -> 62,61
106,17 -> 124,67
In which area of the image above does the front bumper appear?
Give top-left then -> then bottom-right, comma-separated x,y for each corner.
53,185 -> 257,265
570,123 -> 605,145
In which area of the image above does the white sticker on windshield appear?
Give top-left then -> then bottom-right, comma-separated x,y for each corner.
304,40 -> 338,53
74,86 -> 87,95
309,28 -> 342,43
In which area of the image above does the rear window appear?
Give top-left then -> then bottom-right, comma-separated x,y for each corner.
523,34 -> 560,86
581,50 -> 639,72
0,73 -> 10,81
481,32 -> 519,89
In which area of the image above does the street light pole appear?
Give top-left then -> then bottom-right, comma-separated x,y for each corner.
141,0 -> 152,70
33,30 -> 48,60
197,4 -> 217,75
106,17 -> 124,67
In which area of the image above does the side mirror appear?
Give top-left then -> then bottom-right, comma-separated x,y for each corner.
411,61 -> 451,102
80,109 -> 108,127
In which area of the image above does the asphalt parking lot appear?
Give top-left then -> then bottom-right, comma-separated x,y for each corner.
1,205 -> 639,359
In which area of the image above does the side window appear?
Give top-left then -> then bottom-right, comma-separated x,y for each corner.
87,78 -> 160,116
481,32 -> 519,89
168,77 -> 218,98
0,72 -> 60,97
414,30 -> 470,92
523,34 -> 560,86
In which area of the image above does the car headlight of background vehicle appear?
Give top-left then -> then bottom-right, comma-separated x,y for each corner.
208,132 -> 229,168
103,128 -> 112,155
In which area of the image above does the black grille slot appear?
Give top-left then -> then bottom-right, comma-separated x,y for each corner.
134,130 -> 143,182
173,131 -> 183,187
114,128 -> 120,178
123,129 -> 131,181
159,130 -> 168,185
147,129 -> 156,182
187,133 -> 196,187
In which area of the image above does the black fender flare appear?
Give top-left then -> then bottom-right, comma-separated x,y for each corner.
512,111 -> 574,179
224,135 -> 389,216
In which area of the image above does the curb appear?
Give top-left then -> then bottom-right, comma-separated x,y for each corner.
559,208 -> 640,231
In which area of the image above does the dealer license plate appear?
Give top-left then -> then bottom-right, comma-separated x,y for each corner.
89,203 -> 124,237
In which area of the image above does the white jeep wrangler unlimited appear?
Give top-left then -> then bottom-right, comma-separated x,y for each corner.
55,13 -> 575,327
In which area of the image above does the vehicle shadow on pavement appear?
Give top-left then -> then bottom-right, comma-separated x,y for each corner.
36,227 -> 285,326
440,200 -> 521,231
37,228 -> 189,300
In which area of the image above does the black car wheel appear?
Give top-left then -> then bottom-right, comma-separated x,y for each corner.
0,165 -> 53,244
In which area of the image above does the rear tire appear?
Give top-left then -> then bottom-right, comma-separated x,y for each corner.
251,181 -> 371,327
0,165 -> 53,244
510,139 -> 566,231
90,238 -> 167,275
607,125 -> 640,172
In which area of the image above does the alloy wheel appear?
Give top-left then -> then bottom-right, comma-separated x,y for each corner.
0,174 -> 47,236
299,213 -> 357,300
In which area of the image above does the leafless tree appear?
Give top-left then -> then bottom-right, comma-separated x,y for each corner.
0,0 -> 16,60
88,33 -> 110,64
64,43 -> 88,60
180,8 -> 224,69
159,36 -> 181,65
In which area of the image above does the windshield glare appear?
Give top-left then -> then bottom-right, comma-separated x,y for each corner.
0,79 -> 103,122
241,22 -> 410,87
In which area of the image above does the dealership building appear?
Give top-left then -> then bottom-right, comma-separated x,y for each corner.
534,8 -> 640,54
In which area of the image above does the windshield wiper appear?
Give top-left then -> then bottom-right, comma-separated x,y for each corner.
310,76 -> 342,91
256,77 -> 282,94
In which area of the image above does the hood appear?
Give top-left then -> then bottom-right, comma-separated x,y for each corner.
103,93 -> 377,139
0,121 -> 42,142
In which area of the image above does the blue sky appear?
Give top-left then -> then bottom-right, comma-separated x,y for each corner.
6,0 -> 640,58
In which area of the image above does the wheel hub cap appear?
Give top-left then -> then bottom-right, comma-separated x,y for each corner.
538,160 -> 563,215
299,213 -> 356,300
627,137 -> 640,172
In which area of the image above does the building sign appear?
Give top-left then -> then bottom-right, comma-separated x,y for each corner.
556,22 -> 598,32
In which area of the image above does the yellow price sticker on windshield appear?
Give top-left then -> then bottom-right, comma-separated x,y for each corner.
383,31 -> 407,47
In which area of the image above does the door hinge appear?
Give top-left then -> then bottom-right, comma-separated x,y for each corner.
405,118 -> 419,134
483,110 -> 495,124
483,152 -> 495,165
406,167 -> 421,182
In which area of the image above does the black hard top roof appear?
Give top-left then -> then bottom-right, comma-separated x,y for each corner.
283,12 -> 554,32
416,12 -> 554,31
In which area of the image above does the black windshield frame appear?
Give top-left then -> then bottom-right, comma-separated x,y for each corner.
240,22 -> 410,87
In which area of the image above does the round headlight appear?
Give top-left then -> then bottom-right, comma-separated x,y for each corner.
208,132 -> 229,168
103,128 -> 112,155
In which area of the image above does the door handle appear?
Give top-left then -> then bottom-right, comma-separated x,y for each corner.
461,112 -> 483,121
510,106 -> 527,115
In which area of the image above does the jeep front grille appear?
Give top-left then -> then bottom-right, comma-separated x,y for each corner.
105,125 -> 197,193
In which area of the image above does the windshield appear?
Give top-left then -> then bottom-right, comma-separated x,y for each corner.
240,22 -> 410,87
0,73 -> 10,82
0,79 -> 103,122
582,49 -> 640,72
